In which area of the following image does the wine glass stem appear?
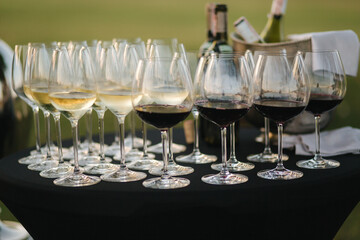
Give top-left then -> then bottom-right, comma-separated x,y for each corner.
44,111 -> 52,160
168,128 -> 174,164
117,116 -> 127,169
70,120 -> 80,173
229,122 -> 236,159
53,114 -> 63,164
220,127 -> 229,175
86,109 -> 93,154
193,110 -> 200,152
160,130 -> 170,179
314,115 -> 322,160
276,123 -> 284,170
142,122 -> 148,157
96,110 -> 106,162
263,117 -> 272,154
32,106 -> 42,154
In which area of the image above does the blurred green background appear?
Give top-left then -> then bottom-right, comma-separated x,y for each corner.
1,0 -> 360,239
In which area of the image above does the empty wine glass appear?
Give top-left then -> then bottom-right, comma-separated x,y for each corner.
11,44 -> 46,164
49,45 -> 100,187
175,51 -> 217,164
133,56 -> 193,189
97,45 -> 146,182
253,51 -> 309,180
195,53 -> 252,185
296,50 -> 346,169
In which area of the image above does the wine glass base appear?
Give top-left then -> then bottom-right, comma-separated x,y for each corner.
143,176 -> 190,189
100,168 -> 147,182
147,142 -> 186,154
113,149 -> 143,162
176,151 -> 217,164
125,137 -> 150,149
149,163 -> 194,176
28,160 -> 59,171
63,149 -> 88,160
54,172 -> 101,187
211,161 -> 255,172
84,163 -> 119,175
257,168 -> 303,180
247,152 -> 289,163
0,220 -> 29,240
201,172 -> 248,185
39,164 -> 74,178
296,159 -> 340,169
126,159 -> 162,171
70,156 -> 112,167
18,154 -> 46,165
105,144 -> 119,156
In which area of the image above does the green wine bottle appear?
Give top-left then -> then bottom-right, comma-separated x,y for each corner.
260,0 -> 287,43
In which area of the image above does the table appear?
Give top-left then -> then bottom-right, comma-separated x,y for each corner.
0,127 -> 359,240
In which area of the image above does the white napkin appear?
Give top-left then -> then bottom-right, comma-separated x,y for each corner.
283,126 -> 360,156
288,30 -> 360,76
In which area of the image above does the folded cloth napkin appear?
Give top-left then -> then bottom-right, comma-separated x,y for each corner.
288,30 -> 360,77
283,126 -> 360,156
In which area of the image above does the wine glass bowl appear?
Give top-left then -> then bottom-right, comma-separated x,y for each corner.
296,50 -> 346,169
253,51 -> 309,180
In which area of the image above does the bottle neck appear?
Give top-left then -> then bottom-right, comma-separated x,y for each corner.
211,10 -> 228,43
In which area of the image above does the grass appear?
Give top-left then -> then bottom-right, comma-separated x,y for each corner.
1,0 -> 360,239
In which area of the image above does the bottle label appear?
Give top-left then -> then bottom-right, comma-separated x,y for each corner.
271,0 -> 287,15
211,11 -> 227,35
234,17 -> 264,43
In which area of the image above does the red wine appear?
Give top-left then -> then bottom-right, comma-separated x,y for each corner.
306,94 -> 343,115
134,104 -> 191,130
254,100 -> 306,123
195,100 -> 250,128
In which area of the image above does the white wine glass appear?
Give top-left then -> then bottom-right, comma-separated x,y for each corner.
175,51 -> 217,164
49,45 -> 100,187
195,53 -> 252,185
296,50 -> 346,169
97,45 -> 147,182
24,44 -> 73,177
133,56 -> 193,189
253,51 -> 309,180
24,43 -> 59,172
11,44 -> 46,164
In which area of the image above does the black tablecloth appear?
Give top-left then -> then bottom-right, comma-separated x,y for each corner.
0,127 -> 359,240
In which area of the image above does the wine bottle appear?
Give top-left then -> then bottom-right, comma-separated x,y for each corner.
199,3 -> 236,146
260,0 -> 287,43
234,17 -> 265,43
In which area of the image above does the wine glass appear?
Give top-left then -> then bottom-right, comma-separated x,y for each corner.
296,50 -> 346,169
175,51 -> 217,164
23,44 -> 73,177
253,51 -> 309,180
120,43 -> 162,171
145,39 -> 187,154
83,44 -> 117,175
49,45 -> 100,187
97,45 -> 147,182
21,43 -> 59,172
11,44 -> 46,164
247,50 -> 289,163
209,52 -> 255,172
133,56 -> 193,189
195,53 -> 252,185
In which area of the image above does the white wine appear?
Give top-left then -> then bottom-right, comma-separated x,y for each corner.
23,85 -> 35,102
98,88 -> 135,117
27,83 -> 58,113
260,0 -> 287,43
145,86 -> 189,105
49,91 -> 96,120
